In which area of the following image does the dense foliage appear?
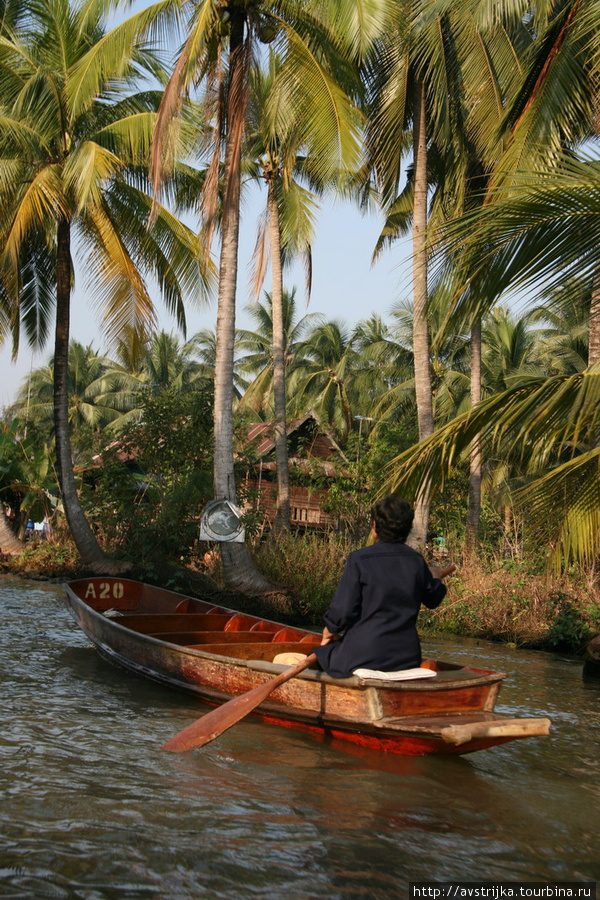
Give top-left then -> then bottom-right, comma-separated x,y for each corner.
0,0 -> 599,650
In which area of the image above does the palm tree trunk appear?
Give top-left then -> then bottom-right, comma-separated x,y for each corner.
502,505 -> 513,557
267,177 -> 291,532
409,75 -> 434,550
0,506 -> 23,556
213,12 -> 278,593
466,316 -> 482,553
54,218 -> 127,575
589,271 -> 600,366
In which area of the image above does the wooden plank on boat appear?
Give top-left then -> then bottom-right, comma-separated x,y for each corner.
187,640 -> 321,660
440,716 -> 552,746
110,613 -> 238,633
374,712 -> 552,745
151,631 -> 286,646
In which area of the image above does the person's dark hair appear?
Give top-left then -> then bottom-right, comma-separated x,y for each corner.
370,495 -> 414,543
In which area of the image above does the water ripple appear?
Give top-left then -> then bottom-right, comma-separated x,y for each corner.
1,578 -> 598,898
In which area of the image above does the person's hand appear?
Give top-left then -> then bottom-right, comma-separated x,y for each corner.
320,627 -> 339,646
429,563 -> 457,580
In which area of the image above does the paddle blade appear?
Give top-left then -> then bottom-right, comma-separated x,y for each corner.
161,653 -> 317,752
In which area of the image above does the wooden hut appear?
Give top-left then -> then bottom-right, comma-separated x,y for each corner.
240,413 -> 348,530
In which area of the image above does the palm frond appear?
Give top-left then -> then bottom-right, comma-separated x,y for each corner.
67,0 -> 182,118
514,448 -> 600,570
63,141 -> 121,212
0,165 -> 66,267
274,18 -> 364,181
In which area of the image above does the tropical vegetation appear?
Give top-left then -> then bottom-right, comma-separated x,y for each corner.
0,0 -> 599,651
0,0 -> 213,572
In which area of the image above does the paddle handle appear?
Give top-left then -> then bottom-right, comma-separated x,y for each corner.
431,562 -> 456,580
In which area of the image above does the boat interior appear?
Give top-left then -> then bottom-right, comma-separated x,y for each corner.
70,578 -> 490,677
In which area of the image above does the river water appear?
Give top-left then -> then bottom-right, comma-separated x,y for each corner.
1,576 -> 599,899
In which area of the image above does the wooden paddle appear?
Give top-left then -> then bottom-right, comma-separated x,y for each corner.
161,652 -> 318,752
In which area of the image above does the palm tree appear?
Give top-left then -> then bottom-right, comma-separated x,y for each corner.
364,0 -> 522,548
384,366 -> 600,571
92,329 -> 216,434
432,0 -> 599,550
186,327 -> 248,397
350,312 -> 413,413
14,342 -> 125,450
491,0 -> 598,186
237,289 -> 321,416
481,308 -> 545,393
151,0 -> 389,590
353,306 -> 416,428
288,319 -> 360,437
437,0 -> 600,341
0,0 -> 212,572
530,279 -> 590,376
140,330 -> 203,393
244,52 -> 327,531
440,153 -> 600,363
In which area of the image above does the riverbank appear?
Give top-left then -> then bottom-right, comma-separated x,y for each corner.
2,534 -> 599,656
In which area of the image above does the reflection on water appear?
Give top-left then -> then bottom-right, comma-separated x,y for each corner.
1,576 -> 599,899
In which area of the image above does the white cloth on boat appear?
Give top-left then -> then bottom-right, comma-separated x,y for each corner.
353,666 -> 436,681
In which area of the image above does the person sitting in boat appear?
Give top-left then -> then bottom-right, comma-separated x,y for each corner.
314,494 -> 453,679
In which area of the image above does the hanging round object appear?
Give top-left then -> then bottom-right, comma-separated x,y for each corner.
199,499 -> 245,543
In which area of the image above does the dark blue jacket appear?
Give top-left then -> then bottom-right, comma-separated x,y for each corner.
314,541 -> 446,678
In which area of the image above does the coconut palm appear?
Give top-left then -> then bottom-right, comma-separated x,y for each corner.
393,143 -> 600,568
288,319 -> 360,437
91,328 -> 218,434
151,0 -> 390,590
13,342 -> 124,448
244,52 -> 328,531
438,0 -> 600,330
491,0 -> 599,186
0,0 -> 212,572
237,290 -> 321,413
364,0 -> 525,547
186,326 -> 249,394
440,153 -> 600,362
384,365 -> 600,571
140,330 -> 202,393
350,305 -> 416,431
351,312 -> 414,409
530,279 -> 590,376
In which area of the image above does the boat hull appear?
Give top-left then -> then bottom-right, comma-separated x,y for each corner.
64,577 -> 551,756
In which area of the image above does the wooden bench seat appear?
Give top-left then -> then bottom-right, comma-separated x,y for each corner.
186,640 -> 321,661
112,613 -> 235,634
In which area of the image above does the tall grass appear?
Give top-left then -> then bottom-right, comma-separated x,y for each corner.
253,531 -> 600,652
252,531 -> 359,623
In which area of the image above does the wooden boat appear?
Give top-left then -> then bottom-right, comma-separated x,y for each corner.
64,577 -> 551,756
